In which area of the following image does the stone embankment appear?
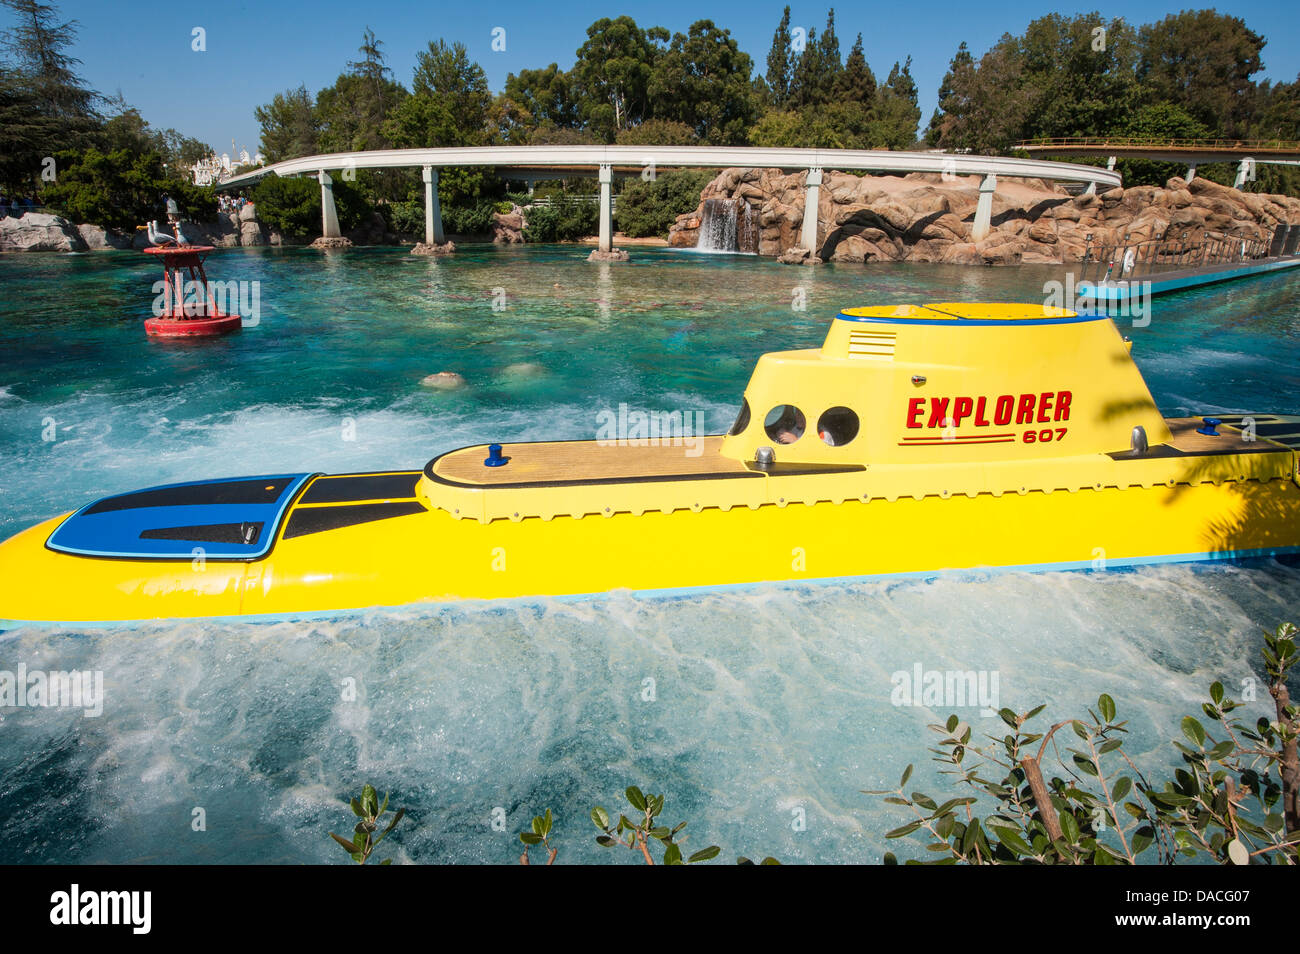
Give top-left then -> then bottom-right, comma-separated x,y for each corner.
0,204 -> 274,252
669,168 -> 1300,265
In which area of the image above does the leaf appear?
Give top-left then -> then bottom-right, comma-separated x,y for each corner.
625,786 -> 647,812
688,845 -> 721,863
361,784 -> 378,816
1226,838 -> 1249,865
995,827 -> 1034,856
899,764 -> 913,788
350,798 -> 363,817
1061,811 -> 1082,845
911,793 -> 938,811
1210,681 -> 1224,705
998,708 -> 1019,729
1111,776 -> 1132,802
591,806 -> 610,830
532,815 -> 545,836
1098,694 -> 1116,722
663,843 -> 683,865
329,832 -> 357,853
1181,716 -> 1206,747
383,808 -> 405,835
596,835 -> 616,847
886,820 -> 923,839
542,808 -> 552,836
1131,826 -> 1155,855
519,832 -> 543,845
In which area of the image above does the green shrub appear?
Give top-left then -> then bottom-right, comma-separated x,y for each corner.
38,147 -> 215,231
251,175 -> 368,239
616,168 -> 712,238
523,194 -> 598,242
381,199 -> 424,235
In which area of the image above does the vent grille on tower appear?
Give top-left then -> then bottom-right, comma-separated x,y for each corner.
847,329 -> 897,359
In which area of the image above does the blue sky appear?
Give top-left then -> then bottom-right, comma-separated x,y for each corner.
9,0 -> 1299,155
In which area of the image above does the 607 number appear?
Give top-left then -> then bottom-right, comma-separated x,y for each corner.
1023,428 -> 1068,443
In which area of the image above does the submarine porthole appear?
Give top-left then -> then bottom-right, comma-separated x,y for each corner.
764,405 -> 806,444
818,406 -> 860,446
729,399 -> 751,436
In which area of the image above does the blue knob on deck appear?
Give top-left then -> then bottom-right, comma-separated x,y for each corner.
484,443 -> 509,467
1196,417 -> 1222,436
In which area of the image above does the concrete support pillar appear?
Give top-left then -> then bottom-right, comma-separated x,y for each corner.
422,165 -> 444,244
801,167 -> 823,252
318,171 -> 340,238
1186,164 -> 1197,183
598,163 -> 613,252
1086,156 -> 1116,195
971,173 -> 997,242
1233,158 -> 1255,190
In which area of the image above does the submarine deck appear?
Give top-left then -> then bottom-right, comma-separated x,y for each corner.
424,417 -> 1294,489
427,435 -> 754,487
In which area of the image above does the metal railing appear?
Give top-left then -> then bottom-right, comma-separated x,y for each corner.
526,194 -> 617,211
1078,229 -> 1276,284
1015,137 -> 1300,154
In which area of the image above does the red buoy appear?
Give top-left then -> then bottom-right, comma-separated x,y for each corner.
142,242 -> 241,337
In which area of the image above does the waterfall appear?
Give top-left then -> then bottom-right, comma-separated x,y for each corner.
696,198 -> 757,254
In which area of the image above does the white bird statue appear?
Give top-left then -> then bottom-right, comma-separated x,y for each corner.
146,220 -> 178,246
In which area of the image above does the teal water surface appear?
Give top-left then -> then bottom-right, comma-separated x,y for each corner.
1,244 -> 1299,864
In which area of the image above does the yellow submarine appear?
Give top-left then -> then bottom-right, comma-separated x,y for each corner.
4,301 -> 1300,625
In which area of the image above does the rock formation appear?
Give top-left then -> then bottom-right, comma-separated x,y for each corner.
491,206 -> 526,244
668,168 -> 1300,266
0,213 -> 88,252
587,248 -> 630,262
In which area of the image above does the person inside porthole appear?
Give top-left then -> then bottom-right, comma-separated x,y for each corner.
818,406 -> 860,446
764,404 -> 806,444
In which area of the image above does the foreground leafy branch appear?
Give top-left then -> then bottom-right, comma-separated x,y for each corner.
868,624 -> 1300,865
329,784 -> 405,865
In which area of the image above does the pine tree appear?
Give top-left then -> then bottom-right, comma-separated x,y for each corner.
0,0 -> 99,190
765,6 -> 793,108
835,32 -> 876,103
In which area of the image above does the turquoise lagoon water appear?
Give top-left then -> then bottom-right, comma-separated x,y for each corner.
1,244 -> 1299,863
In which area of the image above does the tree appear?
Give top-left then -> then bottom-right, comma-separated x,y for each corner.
925,41 -> 972,145
1117,102 -> 1212,186
316,30 -> 407,154
835,33 -> 876,103
0,0 -> 99,190
572,16 -> 664,141
614,119 -> 698,145
871,57 -> 921,149
765,6 -> 794,108
254,86 -> 319,162
789,9 -> 842,109
38,146 -> 213,230
1138,10 -> 1265,137
407,39 -> 490,143
648,20 -> 758,145
503,64 -> 581,130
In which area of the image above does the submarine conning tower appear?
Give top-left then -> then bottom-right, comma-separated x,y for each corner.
718,302 -> 1173,466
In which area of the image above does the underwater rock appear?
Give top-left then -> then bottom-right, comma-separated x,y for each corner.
411,241 -> 456,256
587,248 -> 630,262
310,236 -> 353,249
421,371 -> 466,390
